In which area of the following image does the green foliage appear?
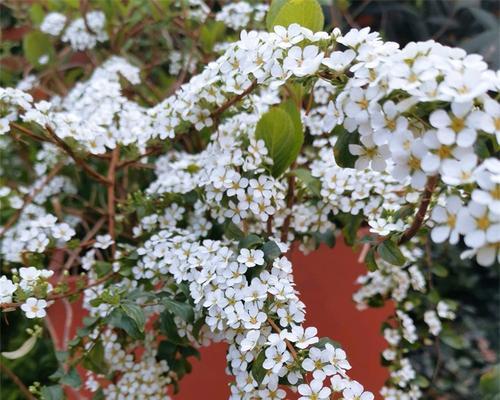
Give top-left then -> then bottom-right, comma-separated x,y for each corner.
161,297 -> 195,323
41,385 -> 64,400
200,21 -> 226,52
251,349 -> 267,385
266,0 -> 324,32
82,340 -> 107,375
333,126 -> 359,168
23,31 -> 55,68
480,364 -> 500,400
255,105 -> 304,177
378,240 -> 406,266
293,168 -> 321,197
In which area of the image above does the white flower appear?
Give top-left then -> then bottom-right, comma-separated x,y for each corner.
52,223 -> 76,242
94,234 -> 114,250
240,330 -> 260,352
283,45 -> 324,77
349,135 -> 390,172
437,301 -> 456,320
298,379 -> 331,400
40,12 -> 67,36
21,297 -> 47,319
342,380 -> 374,400
19,267 -> 41,283
263,342 -> 290,373
430,195 -> 462,244
429,102 -> 478,147
286,325 -> 318,349
322,49 -> 356,72
457,201 -> 499,249
322,343 -> 351,374
273,24 -> 304,49
237,248 -> 265,268
441,152 -> 477,185
424,310 -> 442,336
0,276 -> 16,303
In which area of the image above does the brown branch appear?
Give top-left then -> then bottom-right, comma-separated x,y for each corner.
63,217 -> 106,271
398,175 -> 439,245
0,272 -> 116,310
107,148 -> 119,257
0,362 -> 36,400
210,81 -> 257,120
0,162 -> 64,238
10,122 -> 49,143
45,125 -> 110,185
117,145 -> 163,169
267,317 -> 298,360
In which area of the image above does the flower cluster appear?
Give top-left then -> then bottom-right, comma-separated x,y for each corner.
41,11 -> 108,50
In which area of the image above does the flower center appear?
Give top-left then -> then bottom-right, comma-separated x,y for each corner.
477,214 -> 490,230
450,116 -> 465,133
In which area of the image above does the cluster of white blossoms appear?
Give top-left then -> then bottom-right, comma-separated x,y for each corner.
41,11 -> 108,51
1,11 -> 499,400
0,266 -> 54,319
86,226 -> 371,399
353,244 -> 458,399
83,331 -> 172,399
216,2 -> 268,30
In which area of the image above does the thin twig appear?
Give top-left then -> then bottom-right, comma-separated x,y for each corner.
0,363 -> 36,400
0,272 -> 116,310
45,125 -> 110,185
63,217 -> 106,271
267,317 -> 298,360
211,81 -> 257,120
107,148 -> 119,257
398,175 -> 439,245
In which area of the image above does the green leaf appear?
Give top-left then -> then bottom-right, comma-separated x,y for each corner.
29,3 -> 45,25
432,264 -> 448,278
365,247 -> 378,272
82,340 -> 107,375
159,311 -> 188,345
480,364 -> 500,399
107,308 -> 143,339
239,234 -> 264,249
293,168 -> 321,196
279,99 -> 302,138
337,213 -> 363,247
266,0 -> 324,32
255,106 -> 303,177
121,302 -> 146,333
333,126 -> 359,168
41,385 -> 64,400
95,261 -> 112,278
378,240 -> 406,266
23,31 -> 55,68
251,349 -> 267,385
262,240 -> 282,262
224,220 -> 245,241
440,330 -> 467,350
200,21 -> 226,53
162,297 -> 194,323
60,367 -> 81,388
313,337 -> 342,349
312,230 -> 336,248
